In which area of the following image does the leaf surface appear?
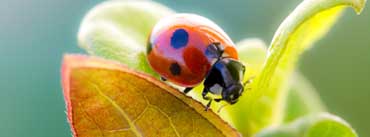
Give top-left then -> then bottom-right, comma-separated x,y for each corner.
256,113 -> 358,137
283,73 -> 326,123
61,55 -> 240,137
78,0 -> 174,76
228,0 -> 366,136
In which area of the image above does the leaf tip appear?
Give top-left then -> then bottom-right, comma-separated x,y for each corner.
353,0 -> 367,14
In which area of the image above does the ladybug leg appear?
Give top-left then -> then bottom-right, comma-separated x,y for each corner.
202,88 -> 212,111
160,76 -> 167,81
214,98 -> 223,102
205,100 -> 212,111
183,87 -> 193,94
206,98 -> 223,111
202,87 -> 210,100
202,88 -> 223,111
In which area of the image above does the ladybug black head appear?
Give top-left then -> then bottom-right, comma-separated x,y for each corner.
203,58 -> 246,105
220,59 -> 245,104
222,82 -> 244,104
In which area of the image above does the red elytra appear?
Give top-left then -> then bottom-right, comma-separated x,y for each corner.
147,14 -> 239,87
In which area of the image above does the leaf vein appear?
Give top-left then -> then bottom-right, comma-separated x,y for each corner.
129,81 -> 181,137
91,83 -> 143,137
78,102 -> 104,137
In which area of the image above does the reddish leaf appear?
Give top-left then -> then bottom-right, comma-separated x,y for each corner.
61,54 -> 240,137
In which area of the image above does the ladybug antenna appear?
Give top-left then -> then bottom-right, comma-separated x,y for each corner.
243,80 -> 249,87
243,76 -> 255,86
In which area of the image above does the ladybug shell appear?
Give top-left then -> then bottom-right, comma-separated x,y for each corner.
147,14 -> 238,87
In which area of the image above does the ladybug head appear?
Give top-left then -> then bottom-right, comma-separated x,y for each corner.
222,82 -> 244,104
206,58 -> 246,105
220,59 -> 245,104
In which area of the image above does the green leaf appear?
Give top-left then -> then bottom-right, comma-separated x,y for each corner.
78,0 -> 174,76
283,72 -> 326,123
227,0 -> 366,136
236,38 -> 268,68
232,41 -> 327,124
256,113 -> 358,137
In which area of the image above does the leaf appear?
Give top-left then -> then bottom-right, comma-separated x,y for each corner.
231,37 -> 327,132
283,72 -> 326,123
78,0 -> 174,76
236,38 -> 268,65
228,0 -> 366,136
256,113 -> 358,137
61,54 -> 240,137
236,38 -> 268,76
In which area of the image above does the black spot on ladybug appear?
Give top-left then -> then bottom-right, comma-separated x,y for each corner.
170,62 -> 181,76
171,29 -> 188,49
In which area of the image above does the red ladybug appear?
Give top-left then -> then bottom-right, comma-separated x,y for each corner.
147,14 -> 246,108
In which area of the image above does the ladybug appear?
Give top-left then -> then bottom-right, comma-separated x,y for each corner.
147,14 -> 247,109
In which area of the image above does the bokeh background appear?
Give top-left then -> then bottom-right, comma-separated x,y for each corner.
1,0 -> 369,136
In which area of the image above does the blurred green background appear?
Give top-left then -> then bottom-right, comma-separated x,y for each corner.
1,0 -> 369,136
